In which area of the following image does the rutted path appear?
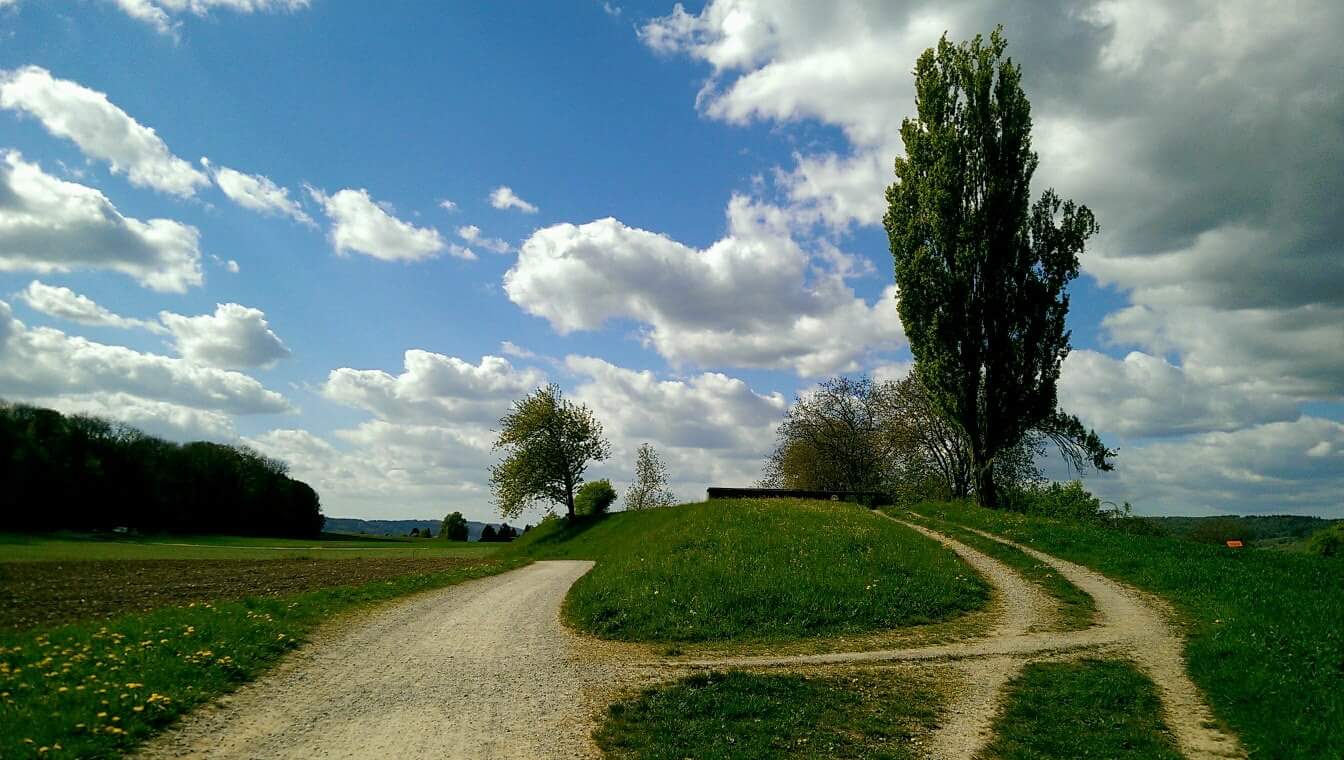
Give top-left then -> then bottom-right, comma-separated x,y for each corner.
135,560 -> 627,760
135,517 -> 1246,760
671,513 -> 1246,759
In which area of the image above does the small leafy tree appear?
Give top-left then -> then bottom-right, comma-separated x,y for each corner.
885,28 -> 1112,507
480,524 -> 498,542
575,479 -> 617,517
625,443 -> 677,510
440,511 -> 469,541
489,384 -> 611,521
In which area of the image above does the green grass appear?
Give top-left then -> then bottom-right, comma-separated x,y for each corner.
0,532 -> 497,561
982,659 -> 1182,760
595,669 -> 941,760
0,557 -> 522,759
903,513 -> 1096,631
897,501 -> 1344,759
506,499 -> 988,643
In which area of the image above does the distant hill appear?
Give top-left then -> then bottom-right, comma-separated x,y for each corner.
323,517 -> 526,542
1151,514 -> 1340,548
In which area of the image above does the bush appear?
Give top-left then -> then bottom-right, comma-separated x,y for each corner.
1308,523 -> 1344,558
1004,480 -> 1101,519
575,479 -> 618,517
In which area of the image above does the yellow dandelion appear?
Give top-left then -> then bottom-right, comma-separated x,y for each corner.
132,705 -> 144,712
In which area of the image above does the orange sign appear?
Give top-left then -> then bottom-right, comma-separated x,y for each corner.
1226,540 -> 1244,549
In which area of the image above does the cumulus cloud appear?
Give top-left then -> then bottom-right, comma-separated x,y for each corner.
0,300 -> 291,415
0,152 -> 202,291
1090,417 -> 1344,516
24,391 -> 236,441
489,185 -> 538,213
111,0 -> 312,36
322,351 -> 547,425
1059,350 -> 1299,438
201,158 -> 312,224
566,356 -> 786,501
0,66 -> 207,196
306,186 -> 465,262
159,302 -> 291,369
17,280 -> 166,333
505,195 -> 904,375
456,224 -> 511,254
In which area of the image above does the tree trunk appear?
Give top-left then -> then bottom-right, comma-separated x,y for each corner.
565,483 -> 576,521
973,455 -> 999,509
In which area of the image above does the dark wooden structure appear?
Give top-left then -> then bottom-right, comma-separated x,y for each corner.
705,487 -> 891,508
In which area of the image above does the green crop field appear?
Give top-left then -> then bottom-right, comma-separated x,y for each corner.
505,499 -> 988,643
0,532 -> 497,562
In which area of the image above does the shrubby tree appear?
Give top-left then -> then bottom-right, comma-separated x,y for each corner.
885,28 -> 1112,507
440,511 -> 469,541
575,479 -> 617,517
489,384 -> 611,521
625,443 -> 677,510
480,524 -> 498,542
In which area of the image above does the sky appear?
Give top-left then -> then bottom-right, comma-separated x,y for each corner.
0,0 -> 1340,522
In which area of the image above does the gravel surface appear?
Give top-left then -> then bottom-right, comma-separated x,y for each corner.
134,560 -> 622,760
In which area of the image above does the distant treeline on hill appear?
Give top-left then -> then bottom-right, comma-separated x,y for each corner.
0,401 -> 324,537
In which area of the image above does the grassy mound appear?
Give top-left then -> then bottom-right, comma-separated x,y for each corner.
900,500 -> 1344,759
506,499 -> 987,642
595,670 -> 941,760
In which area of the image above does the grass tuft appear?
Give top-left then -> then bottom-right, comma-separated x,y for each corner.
595,669 -> 941,760
982,659 -> 1182,760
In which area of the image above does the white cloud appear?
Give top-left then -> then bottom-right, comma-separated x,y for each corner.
201,158 -> 312,224
1059,350 -> 1299,438
505,195 -> 904,375
159,302 -> 291,369
111,0 -> 312,36
489,185 -> 538,214
1089,417 -> 1344,517
17,280 -> 166,333
0,300 -> 290,415
225,259 -> 240,273
307,186 -> 464,262
322,351 -> 547,425
0,66 -> 207,196
1102,304 -> 1344,400
456,224 -> 511,254
438,199 -> 458,212
566,356 -> 787,502
499,341 -> 538,360
0,152 -> 202,291
25,391 -> 236,441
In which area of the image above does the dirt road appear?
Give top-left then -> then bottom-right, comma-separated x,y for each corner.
135,560 -> 616,760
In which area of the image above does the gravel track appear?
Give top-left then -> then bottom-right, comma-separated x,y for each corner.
134,560 -> 622,760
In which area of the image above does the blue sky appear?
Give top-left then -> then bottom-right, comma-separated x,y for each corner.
1,1 -> 1340,522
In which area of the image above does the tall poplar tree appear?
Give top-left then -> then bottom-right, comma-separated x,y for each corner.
885,28 -> 1111,507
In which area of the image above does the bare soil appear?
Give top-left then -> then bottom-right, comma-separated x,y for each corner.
0,557 -> 489,631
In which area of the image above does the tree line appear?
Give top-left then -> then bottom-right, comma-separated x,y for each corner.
1,401 -> 323,537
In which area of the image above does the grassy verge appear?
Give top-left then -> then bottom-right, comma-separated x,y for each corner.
898,501 -> 1344,759
0,557 -> 523,759
902,513 -> 1096,631
506,500 -> 988,643
0,532 -> 497,561
595,669 -> 941,760
982,659 -> 1182,760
